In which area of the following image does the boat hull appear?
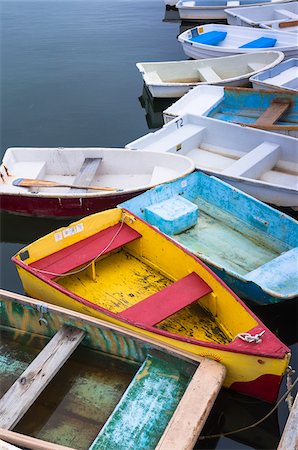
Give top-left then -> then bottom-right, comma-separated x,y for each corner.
0,190 -> 144,218
12,209 -> 291,403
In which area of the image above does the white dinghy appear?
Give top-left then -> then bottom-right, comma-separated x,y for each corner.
225,2 -> 298,32
250,58 -> 298,92
178,24 -> 298,60
136,51 -> 284,98
126,114 -> 298,209
176,0 -> 296,20
0,147 -> 194,217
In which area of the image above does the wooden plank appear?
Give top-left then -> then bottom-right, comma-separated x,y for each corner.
30,223 -> 142,279
71,157 -> 102,193
278,391 -> 298,450
0,429 -> 75,450
119,272 -> 212,326
156,358 -> 226,450
255,98 -> 292,127
0,325 -> 85,430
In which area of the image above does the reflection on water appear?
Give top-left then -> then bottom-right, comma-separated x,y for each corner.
138,84 -> 178,129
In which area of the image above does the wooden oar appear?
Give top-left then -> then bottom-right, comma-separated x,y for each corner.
12,178 -> 121,192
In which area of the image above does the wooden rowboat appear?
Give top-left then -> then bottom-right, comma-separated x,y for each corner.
12,208 -> 291,402
0,289 -> 226,450
120,171 -> 298,306
250,58 -> 298,92
136,51 -> 284,98
177,24 -> 298,60
0,147 -> 194,218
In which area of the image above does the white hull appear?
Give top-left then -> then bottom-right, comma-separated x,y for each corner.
178,24 -> 298,60
126,114 -> 298,208
136,52 -> 284,98
225,2 -> 298,33
177,0 -> 296,20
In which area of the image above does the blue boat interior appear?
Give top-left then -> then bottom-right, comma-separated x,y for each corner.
120,172 -> 298,298
239,37 -> 277,49
206,89 -> 298,126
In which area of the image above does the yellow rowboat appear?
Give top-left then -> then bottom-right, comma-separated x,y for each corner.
12,207 -> 291,403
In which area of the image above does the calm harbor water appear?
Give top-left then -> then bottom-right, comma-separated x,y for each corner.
1,1 -> 297,449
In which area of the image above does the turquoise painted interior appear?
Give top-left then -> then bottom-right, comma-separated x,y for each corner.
120,172 -> 298,300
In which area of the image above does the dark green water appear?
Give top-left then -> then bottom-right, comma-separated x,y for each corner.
0,1 -> 297,449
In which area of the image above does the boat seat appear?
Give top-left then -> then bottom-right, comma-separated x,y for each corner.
240,37 -> 277,49
197,66 -> 221,83
227,0 -> 240,5
149,71 -> 163,84
11,161 -> 46,180
29,223 -> 142,279
244,248 -> 298,296
150,166 -> 180,185
119,272 -> 212,326
190,31 -> 227,46
222,141 -> 280,178
255,98 -> 292,127
247,62 -> 265,72
71,157 -> 102,193
276,9 -> 298,20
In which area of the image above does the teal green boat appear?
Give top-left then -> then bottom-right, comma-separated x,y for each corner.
120,171 -> 298,306
0,289 -> 225,450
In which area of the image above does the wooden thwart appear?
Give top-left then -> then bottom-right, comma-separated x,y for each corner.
120,272 -> 212,326
71,157 -> 102,193
255,98 -> 292,127
0,325 -> 85,430
156,359 -> 226,450
0,430 -> 75,450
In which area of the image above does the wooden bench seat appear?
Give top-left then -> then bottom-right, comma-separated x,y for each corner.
71,157 -> 102,193
197,66 -> 221,83
30,223 -> 142,279
119,272 -> 212,326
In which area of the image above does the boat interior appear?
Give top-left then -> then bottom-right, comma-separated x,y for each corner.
0,296 -> 197,449
15,208 -> 260,346
0,148 -> 189,195
140,53 -> 278,84
207,88 -> 298,130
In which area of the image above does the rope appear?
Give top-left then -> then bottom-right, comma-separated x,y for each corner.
199,375 -> 298,440
30,213 -> 126,278
235,330 -> 265,344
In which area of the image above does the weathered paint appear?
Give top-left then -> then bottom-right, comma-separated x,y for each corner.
207,87 -> 298,131
0,297 -> 197,449
90,355 -> 189,450
120,171 -> 298,304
